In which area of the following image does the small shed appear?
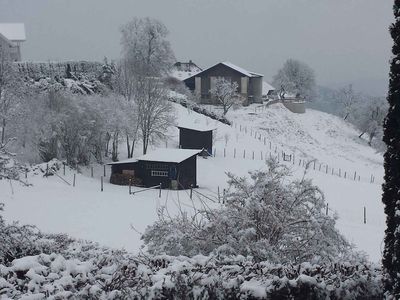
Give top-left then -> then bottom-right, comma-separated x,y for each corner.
178,124 -> 216,155
107,149 -> 201,190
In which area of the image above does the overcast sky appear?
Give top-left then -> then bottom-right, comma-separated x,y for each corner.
0,0 -> 392,95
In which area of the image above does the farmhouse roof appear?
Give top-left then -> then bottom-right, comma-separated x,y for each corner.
0,23 -> 26,41
177,123 -> 217,132
137,149 -> 201,163
184,61 -> 263,81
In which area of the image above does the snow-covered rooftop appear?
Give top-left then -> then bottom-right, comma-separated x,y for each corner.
137,148 -> 201,163
184,61 -> 263,81
0,23 -> 26,41
106,158 -> 138,165
262,81 -> 275,95
221,62 -> 263,78
177,123 -> 217,132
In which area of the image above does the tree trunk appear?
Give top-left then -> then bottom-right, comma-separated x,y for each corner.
126,133 -> 131,158
105,132 -> 111,157
129,140 -> 135,158
1,118 -> 5,145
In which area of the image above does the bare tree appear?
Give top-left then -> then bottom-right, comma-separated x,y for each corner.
336,84 -> 359,121
135,78 -> 175,154
273,59 -> 316,100
210,78 -> 240,115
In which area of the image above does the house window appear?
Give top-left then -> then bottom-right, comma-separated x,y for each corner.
151,170 -> 168,177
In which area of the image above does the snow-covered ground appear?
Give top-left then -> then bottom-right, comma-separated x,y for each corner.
0,102 -> 385,262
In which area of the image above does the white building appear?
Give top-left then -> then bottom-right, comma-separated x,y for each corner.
0,23 -> 26,61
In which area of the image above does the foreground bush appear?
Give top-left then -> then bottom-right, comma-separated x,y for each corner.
0,251 -> 382,299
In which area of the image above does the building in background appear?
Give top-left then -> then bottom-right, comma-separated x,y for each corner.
183,61 -> 264,104
171,60 -> 202,80
0,23 -> 26,61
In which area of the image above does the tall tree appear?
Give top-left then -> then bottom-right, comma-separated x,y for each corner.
382,1 -> 400,298
273,59 -> 316,100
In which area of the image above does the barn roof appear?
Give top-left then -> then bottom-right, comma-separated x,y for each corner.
177,123 -> 217,132
137,149 -> 201,163
0,23 -> 26,41
184,61 -> 263,81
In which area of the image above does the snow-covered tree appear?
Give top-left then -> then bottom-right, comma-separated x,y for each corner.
142,159 -> 351,264
272,59 -> 316,100
210,78 -> 240,115
382,1 -> 400,298
120,17 -> 175,78
355,96 -> 387,146
0,52 -> 24,145
336,84 -> 360,121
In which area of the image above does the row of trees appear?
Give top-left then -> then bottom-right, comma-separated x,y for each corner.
0,17 -> 177,166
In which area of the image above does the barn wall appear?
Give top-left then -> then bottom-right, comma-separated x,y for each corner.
179,128 -> 213,153
177,156 -> 197,189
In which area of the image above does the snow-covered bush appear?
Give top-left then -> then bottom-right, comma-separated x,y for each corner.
143,159 -> 353,264
0,251 -> 383,299
0,201 -> 383,299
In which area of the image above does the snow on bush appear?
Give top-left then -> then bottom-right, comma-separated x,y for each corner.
0,251 -> 383,299
143,159 -> 353,264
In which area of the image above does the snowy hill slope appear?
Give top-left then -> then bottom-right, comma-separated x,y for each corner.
0,102 -> 385,262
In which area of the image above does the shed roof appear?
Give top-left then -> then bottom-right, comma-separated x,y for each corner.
137,149 -> 201,163
177,123 -> 217,132
0,23 -> 26,41
106,158 -> 138,165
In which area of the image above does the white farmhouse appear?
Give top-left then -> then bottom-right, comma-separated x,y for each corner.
0,23 -> 26,61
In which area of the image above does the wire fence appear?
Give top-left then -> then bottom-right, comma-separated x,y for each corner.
226,120 -> 381,185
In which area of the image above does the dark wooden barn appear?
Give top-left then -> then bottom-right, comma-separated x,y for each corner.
107,149 -> 201,190
183,61 -> 263,105
178,124 -> 215,155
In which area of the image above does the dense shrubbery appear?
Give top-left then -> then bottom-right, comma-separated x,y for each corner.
143,160 -> 353,264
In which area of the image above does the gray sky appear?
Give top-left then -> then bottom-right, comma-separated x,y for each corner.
0,0 -> 393,95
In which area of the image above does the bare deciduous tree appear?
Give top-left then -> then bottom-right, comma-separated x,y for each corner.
210,78 -> 240,115
135,78 -> 175,154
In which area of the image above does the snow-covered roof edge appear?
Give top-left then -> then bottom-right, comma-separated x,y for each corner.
177,123 -> 217,132
184,61 -> 263,81
137,149 -> 202,163
0,23 -> 26,41
106,158 -> 138,165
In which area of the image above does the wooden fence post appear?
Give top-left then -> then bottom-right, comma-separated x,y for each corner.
218,186 -> 220,202
224,148 -> 226,157
252,151 -> 254,160
190,185 -> 193,199
91,166 -> 94,178
103,165 -> 106,177
353,171 -> 357,181
326,203 -> 329,215
129,179 -> 132,195
234,148 -> 236,158
339,168 -> 341,177
364,206 -> 367,223
63,163 -> 65,176
344,171 -> 347,179
73,174 -> 76,187
101,176 -> 103,191
159,183 -> 162,198
243,150 -> 246,159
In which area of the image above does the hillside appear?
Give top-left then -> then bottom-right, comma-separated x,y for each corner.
0,102 -> 384,262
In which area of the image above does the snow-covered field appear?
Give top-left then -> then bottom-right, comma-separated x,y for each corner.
0,103 -> 385,262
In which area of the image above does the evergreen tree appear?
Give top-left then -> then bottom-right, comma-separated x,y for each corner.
382,1 -> 400,298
